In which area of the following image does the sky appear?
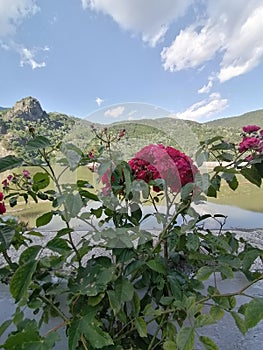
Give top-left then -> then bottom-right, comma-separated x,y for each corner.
0,0 -> 263,124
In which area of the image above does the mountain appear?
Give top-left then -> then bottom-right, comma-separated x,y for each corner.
205,109 -> 263,128
0,96 -> 75,159
0,96 -> 263,159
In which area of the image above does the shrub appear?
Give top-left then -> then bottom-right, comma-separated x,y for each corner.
0,125 -> 263,349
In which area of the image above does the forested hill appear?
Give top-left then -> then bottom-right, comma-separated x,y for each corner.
205,109 -> 263,128
0,96 -> 263,159
0,97 -> 75,158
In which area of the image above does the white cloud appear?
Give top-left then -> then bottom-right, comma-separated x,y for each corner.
0,1 -> 48,69
218,3 -> 263,82
173,93 -> 228,121
19,47 -> 46,70
161,0 -> 263,82
81,0 -> 193,46
0,0 -> 39,37
104,106 -> 125,118
95,97 -> 104,106
198,77 -> 214,94
161,24 -> 223,72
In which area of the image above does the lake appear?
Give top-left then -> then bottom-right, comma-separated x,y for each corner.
1,165 -> 263,229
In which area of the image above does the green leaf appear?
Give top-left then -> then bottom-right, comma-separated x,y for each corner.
36,211 -> 53,227
0,155 -> 23,173
204,136 -> 224,145
231,311 -> 247,334
79,189 -> 99,201
199,336 -> 219,350
131,292 -> 141,317
0,224 -> 15,252
107,290 -> 121,315
121,161 -> 132,198
46,237 -> 71,254
208,174 -> 221,197
10,260 -> 38,302
9,195 -> 18,207
131,179 -> 150,199
194,314 -> 214,328
68,319 -> 82,350
241,248 -> 261,271
19,245 -> 41,265
196,266 -> 214,281
129,202 -> 142,225
60,143 -> 83,170
68,315 -> 114,350
65,192 -> 83,218
26,135 -> 51,150
135,317 -> 147,338
186,233 -> 200,251
211,141 -> 234,151
240,167 -> 261,187
0,319 -> 12,338
209,306 -> 224,321
83,319 -> 114,348
44,331 -> 61,348
181,183 -> 194,201
218,265 -> 234,279
88,293 -> 105,306
176,327 -> 194,350
245,298 -> 263,329
77,179 -> 93,188
225,174 -> 239,190
146,259 -> 167,274
3,327 -> 40,349
115,278 -> 134,303
108,278 -> 134,315
32,172 -> 50,191
163,340 -> 177,349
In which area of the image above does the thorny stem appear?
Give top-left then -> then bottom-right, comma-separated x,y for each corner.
39,295 -> 69,322
149,193 -> 159,213
152,201 -> 190,256
45,321 -> 67,335
198,274 -> 263,304
76,215 -> 98,231
2,250 -> 16,270
80,334 -> 89,350
147,314 -> 166,350
38,148 -> 82,267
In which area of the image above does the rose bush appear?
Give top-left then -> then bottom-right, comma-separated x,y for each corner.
0,125 -> 263,349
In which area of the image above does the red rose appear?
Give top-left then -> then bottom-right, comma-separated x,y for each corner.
0,202 -> 6,214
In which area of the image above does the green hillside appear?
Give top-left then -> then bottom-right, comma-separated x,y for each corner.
1,97 -> 263,160
205,109 -> 263,128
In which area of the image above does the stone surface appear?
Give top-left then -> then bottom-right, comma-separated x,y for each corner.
4,96 -> 48,122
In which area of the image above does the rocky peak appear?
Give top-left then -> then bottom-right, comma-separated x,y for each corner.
5,96 -> 48,121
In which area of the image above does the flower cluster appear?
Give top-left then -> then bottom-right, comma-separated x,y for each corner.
2,169 -> 32,191
239,125 -> 263,159
0,192 -> 6,214
128,144 -> 198,193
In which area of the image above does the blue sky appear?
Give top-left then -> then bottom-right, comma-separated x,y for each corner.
0,0 -> 263,124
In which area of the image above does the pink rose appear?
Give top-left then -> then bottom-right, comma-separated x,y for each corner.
238,137 -> 260,152
242,125 -> 261,133
23,169 -> 31,179
128,144 -> 198,193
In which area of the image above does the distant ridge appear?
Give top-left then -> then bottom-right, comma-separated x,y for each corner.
205,109 -> 263,128
1,96 -> 263,159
